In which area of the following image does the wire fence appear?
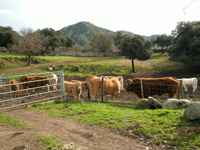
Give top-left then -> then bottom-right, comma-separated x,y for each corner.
0,71 -> 65,111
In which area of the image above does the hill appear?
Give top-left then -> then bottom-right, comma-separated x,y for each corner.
119,30 -> 159,40
60,21 -> 160,46
60,21 -> 115,46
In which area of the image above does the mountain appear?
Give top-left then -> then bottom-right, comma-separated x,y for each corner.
119,30 -> 159,40
60,21 -> 160,46
60,21 -> 115,46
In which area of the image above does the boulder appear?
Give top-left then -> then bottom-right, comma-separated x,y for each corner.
136,97 -> 162,109
147,97 -> 162,109
137,99 -> 149,109
184,102 -> 200,120
163,99 -> 191,109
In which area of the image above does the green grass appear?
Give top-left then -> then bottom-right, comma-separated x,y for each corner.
0,53 -> 185,77
0,113 -> 29,129
27,100 -> 200,149
39,135 -> 65,150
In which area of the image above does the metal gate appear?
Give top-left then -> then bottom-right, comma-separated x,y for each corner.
0,71 -> 65,111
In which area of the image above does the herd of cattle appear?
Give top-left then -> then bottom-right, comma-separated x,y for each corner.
8,74 -> 199,101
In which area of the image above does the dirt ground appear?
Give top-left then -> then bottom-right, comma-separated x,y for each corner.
1,62 -> 200,150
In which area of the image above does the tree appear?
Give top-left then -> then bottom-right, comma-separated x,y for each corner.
0,26 -> 19,49
116,33 -> 151,72
155,34 -> 174,54
90,34 -> 112,52
169,21 -> 200,67
13,28 -> 42,66
37,28 -> 62,55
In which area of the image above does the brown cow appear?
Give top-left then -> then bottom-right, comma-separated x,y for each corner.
10,80 -> 20,98
71,80 -> 88,98
88,76 -> 123,101
64,81 -> 82,100
20,76 -> 50,95
124,77 -> 180,99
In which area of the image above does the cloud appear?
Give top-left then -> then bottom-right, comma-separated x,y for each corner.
0,9 -> 13,16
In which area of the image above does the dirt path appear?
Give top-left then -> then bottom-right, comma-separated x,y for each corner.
2,108 -> 160,150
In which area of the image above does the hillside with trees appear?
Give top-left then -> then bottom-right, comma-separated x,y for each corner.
60,22 -> 115,46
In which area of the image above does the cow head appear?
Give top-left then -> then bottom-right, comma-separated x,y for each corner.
77,82 -> 82,92
124,79 -> 133,91
82,81 -> 88,90
117,76 -> 124,91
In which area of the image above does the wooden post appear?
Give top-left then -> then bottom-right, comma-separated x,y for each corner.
140,79 -> 144,99
101,77 -> 104,102
180,80 -> 184,99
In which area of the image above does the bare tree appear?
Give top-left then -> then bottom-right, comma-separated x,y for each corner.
13,28 -> 42,66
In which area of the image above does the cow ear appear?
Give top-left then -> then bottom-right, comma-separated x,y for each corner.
128,80 -> 133,85
118,76 -> 123,81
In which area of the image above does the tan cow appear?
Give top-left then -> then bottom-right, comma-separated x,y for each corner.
71,80 -> 88,98
88,76 -> 123,101
64,81 -> 82,100
10,80 -> 20,98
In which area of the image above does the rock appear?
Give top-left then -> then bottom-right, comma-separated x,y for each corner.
47,67 -> 53,71
184,102 -> 200,120
137,99 -> 149,109
163,99 -> 191,109
147,97 -> 162,109
136,97 -> 162,109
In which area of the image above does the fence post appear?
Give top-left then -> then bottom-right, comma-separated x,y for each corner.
140,79 -> 144,99
180,80 -> 184,99
101,77 -> 104,102
60,70 -> 66,101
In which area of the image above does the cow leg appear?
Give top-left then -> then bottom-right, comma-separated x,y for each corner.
185,85 -> 188,92
46,86 -> 49,92
192,85 -> 197,92
74,95 -> 77,101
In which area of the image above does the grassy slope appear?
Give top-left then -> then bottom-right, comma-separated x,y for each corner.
0,53 -> 184,78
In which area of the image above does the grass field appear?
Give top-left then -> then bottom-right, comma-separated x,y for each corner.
0,53 -> 184,77
27,100 -> 200,149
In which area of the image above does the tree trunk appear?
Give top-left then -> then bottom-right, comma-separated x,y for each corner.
132,58 -> 135,73
27,54 -> 31,66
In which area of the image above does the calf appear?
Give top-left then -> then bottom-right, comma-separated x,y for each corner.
71,80 -> 88,98
49,74 -> 58,90
20,76 -> 50,95
64,81 -> 82,100
10,80 -> 20,98
178,77 -> 198,92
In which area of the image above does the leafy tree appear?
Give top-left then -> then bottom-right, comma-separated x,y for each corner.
90,34 -> 112,52
155,34 -> 174,54
62,36 -> 75,48
0,26 -> 19,49
38,28 -> 75,55
115,33 -> 151,72
37,28 -> 62,55
13,28 -> 42,66
169,21 -> 200,67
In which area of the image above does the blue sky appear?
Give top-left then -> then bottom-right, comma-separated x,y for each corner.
0,0 -> 200,35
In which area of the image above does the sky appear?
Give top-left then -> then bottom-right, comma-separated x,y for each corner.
0,0 -> 200,36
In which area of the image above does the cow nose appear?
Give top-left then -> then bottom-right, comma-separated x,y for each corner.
78,88 -> 81,91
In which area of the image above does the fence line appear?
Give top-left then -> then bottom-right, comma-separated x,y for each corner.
0,71 -> 65,111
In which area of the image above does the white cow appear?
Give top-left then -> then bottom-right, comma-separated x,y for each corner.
178,77 -> 198,92
49,74 -> 58,90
